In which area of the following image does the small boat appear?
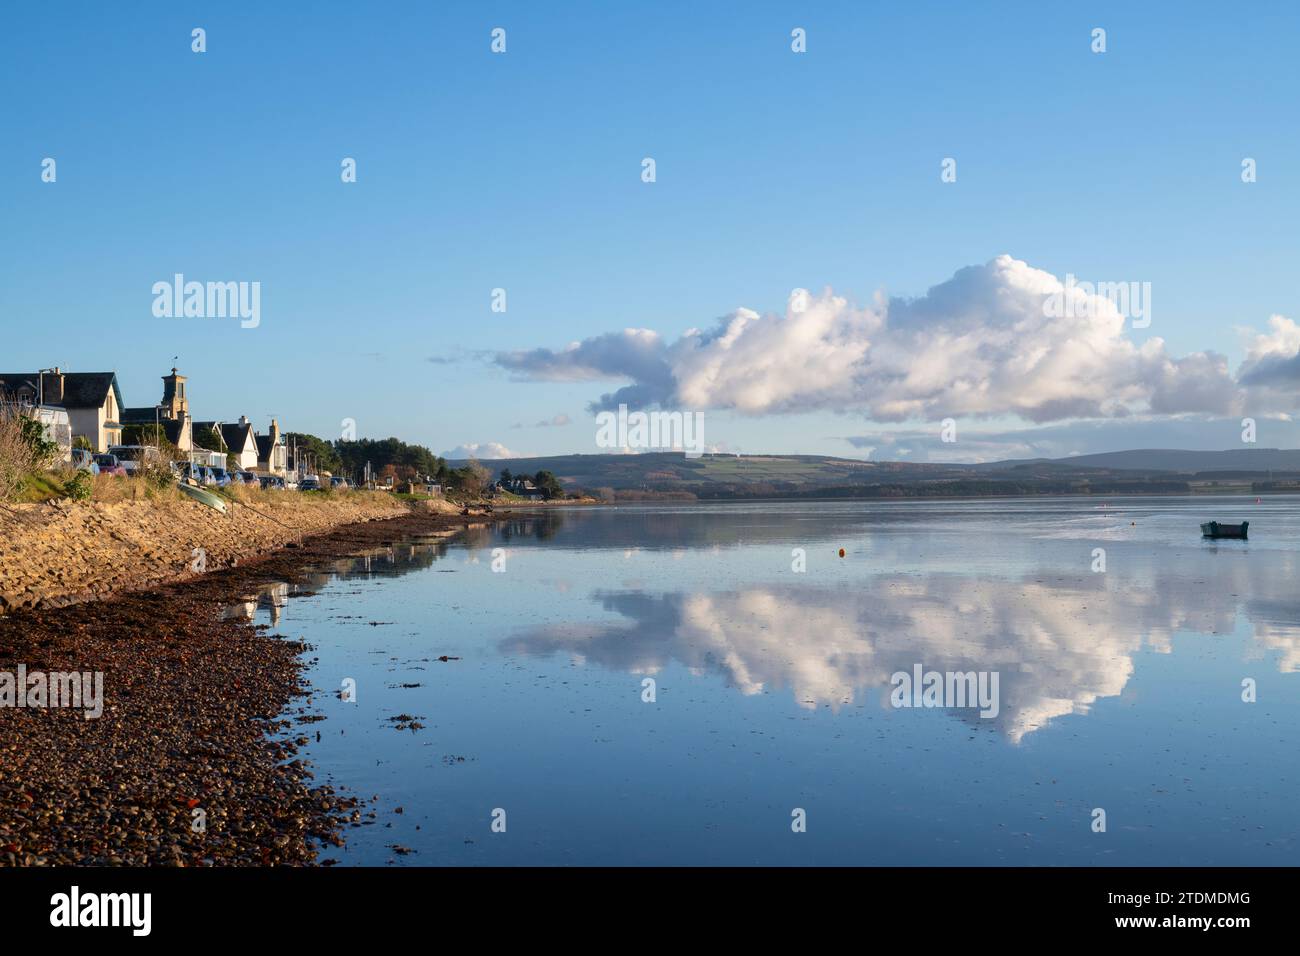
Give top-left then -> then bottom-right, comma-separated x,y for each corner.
1201,520 -> 1247,539
179,482 -> 228,514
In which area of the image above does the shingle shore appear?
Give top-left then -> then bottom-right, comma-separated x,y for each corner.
0,508 -> 496,866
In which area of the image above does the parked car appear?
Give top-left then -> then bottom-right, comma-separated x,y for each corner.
92,453 -> 127,477
107,444 -> 161,476
72,449 -> 99,474
208,467 -> 231,487
330,476 -> 352,490
235,471 -> 258,485
259,475 -> 286,489
298,476 -> 321,491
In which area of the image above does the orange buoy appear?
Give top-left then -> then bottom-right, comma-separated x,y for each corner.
838,548 -> 846,558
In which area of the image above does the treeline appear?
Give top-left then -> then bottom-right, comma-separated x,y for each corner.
286,433 -> 447,484
280,434 -> 577,498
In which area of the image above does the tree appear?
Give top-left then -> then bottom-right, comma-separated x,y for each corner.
499,468 -> 513,485
462,459 -> 490,495
20,415 -> 58,465
0,404 -> 59,502
285,432 -> 341,475
534,470 -> 564,500
333,436 -> 444,481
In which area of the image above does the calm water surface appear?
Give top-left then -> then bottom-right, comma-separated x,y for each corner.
228,497 -> 1300,865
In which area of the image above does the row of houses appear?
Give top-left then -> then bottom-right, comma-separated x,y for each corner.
0,366 -> 289,475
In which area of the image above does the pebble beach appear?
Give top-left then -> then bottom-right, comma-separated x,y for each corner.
0,508 -> 497,866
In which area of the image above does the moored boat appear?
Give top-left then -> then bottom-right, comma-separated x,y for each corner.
1201,520 -> 1247,539
178,481 -> 228,514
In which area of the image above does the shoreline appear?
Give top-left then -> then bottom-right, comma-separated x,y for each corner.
0,507 -> 508,866
0,491 -> 431,614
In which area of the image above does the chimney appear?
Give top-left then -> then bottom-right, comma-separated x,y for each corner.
239,415 -> 249,426
42,369 -> 66,405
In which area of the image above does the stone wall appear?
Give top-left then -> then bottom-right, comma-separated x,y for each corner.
0,491 -> 413,613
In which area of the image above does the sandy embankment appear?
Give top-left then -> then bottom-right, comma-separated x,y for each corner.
0,492 -> 458,614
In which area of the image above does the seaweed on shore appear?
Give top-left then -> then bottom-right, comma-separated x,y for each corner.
0,510 -> 506,866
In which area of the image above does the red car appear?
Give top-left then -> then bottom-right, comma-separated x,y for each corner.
92,453 -> 128,477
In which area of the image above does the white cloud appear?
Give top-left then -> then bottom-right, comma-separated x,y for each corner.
1238,315 -> 1300,400
442,441 -> 528,460
495,255 -> 1256,422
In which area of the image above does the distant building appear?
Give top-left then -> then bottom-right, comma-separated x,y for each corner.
120,367 -> 194,452
190,449 -> 226,468
219,418 -> 259,470
0,368 -> 124,452
28,406 -> 73,463
497,477 -> 544,499
255,418 -> 287,475
401,479 -> 443,496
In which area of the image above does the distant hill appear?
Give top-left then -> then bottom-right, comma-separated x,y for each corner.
446,447 -> 1300,498
449,452 -> 893,490
979,448 -> 1300,474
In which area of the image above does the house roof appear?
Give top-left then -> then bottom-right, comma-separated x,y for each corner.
118,409 -> 187,445
0,373 -> 38,397
255,434 -> 275,460
0,371 -> 123,414
190,421 -> 228,451
159,418 -> 186,446
219,421 -> 255,452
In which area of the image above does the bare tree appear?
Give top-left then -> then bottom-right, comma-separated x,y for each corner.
0,400 -> 56,502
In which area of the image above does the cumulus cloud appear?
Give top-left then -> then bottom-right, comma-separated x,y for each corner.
494,255 -> 1254,422
495,329 -> 675,412
1238,315 -> 1300,388
441,441 -> 527,460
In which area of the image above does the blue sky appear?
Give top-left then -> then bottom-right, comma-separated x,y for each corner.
3,2 -> 1299,461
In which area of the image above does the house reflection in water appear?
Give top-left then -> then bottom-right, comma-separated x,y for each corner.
220,581 -> 290,626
